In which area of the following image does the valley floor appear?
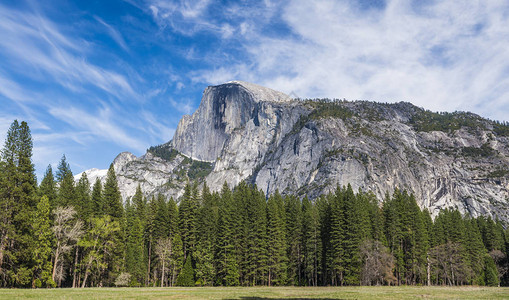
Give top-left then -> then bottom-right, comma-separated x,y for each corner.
0,286 -> 507,299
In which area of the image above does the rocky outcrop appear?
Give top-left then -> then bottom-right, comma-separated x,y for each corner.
77,81 -> 509,222
171,81 -> 291,162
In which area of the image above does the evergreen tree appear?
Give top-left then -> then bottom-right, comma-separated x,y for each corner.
125,198 -> 145,286
101,164 -> 124,284
195,184 -> 217,286
75,173 -> 91,221
176,255 -> 195,286
39,165 -> 57,210
31,196 -> 55,288
245,185 -> 268,285
266,191 -> 288,286
285,194 -> 303,285
484,254 -> 499,287
302,196 -> 320,286
0,120 -> 20,285
178,183 -> 197,258
91,178 -> 103,217
56,155 -> 75,208
329,186 -> 345,286
215,182 -> 239,286
102,164 -> 123,220
0,120 -> 38,286
316,194 -> 332,286
342,184 -> 362,285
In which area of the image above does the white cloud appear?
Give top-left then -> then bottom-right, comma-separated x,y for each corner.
0,4 -> 138,100
94,16 -> 130,52
182,0 -> 509,122
49,105 -> 147,153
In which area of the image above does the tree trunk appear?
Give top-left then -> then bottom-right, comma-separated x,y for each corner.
72,247 -> 79,288
57,263 -> 64,287
427,255 -> 431,286
81,268 -> 89,288
146,237 -> 152,286
161,254 -> 165,288
52,246 -> 60,282
0,231 -> 7,275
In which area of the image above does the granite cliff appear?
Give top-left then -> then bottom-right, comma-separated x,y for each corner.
77,81 -> 509,221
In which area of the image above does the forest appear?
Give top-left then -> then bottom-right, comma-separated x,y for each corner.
0,120 -> 508,288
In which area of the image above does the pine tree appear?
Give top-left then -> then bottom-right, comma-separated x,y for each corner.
266,191 -> 288,286
31,196 -> 55,288
125,198 -> 145,285
101,164 -> 124,284
317,193 -> 332,286
102,164 -> 123,220
75,173 -> 91,221
56,155 -> 75,208
0,120 -> 38,287
0,120 -> 20,285
215,182 -> 239,286
91,178 -> 103,217
176,255 -> 195,286
39,165 -> 57,210
329,186 -> 345,286
131,185 -> 147,226
484,254 -> 499,286
245,185 -> 267,285
465,218 -> 486,285
195,183 -> 217,286
285,194 -> 302,285
342,184 -> 362,285
178,183 -> 197,258
302,196 -> 320,286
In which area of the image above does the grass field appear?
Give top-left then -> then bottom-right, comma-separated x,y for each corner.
0,286 -> 507,299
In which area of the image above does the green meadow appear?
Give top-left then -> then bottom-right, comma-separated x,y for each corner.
0,286 -> 507,299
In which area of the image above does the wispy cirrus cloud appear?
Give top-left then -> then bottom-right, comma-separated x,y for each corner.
148,0 -> 509,122
0,3 -> 137,100
94,16 -> 130,52
48,105 -> 147,153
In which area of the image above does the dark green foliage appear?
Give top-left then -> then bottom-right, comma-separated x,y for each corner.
461,143 -> 495,157
176,255 -> 195,286
187,160 -> 214,180
285,194 -> 303,285
214,182 -> 240,286
0,120 -> 38,287
266,191 -> 288,286
195,184 -> 217,286
75,173 -> 92,221
147,144 -> 180,161
39,165 -> 57,209
102,164 -> 123,220
484,254 -> 500,286
31,196 -> 55,288
147,145 -> 213,180
125,198 -> 145,284
409,110 -> 485,133
302,196 -> 320,286
91,178 -> 103,217
178,183 -> 198,257
56,155 -> 75,208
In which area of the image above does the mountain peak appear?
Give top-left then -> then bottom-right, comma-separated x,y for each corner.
220,80 -> 292,103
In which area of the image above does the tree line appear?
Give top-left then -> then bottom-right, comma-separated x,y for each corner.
0,120 -> 508,288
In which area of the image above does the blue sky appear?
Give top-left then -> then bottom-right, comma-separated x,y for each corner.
2,0 -> 509,180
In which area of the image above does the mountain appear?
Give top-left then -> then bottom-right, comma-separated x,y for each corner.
76,80 -> 509,221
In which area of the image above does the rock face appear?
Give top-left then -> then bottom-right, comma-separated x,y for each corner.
171,81 -> 292,162
77,81 -> 509,222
